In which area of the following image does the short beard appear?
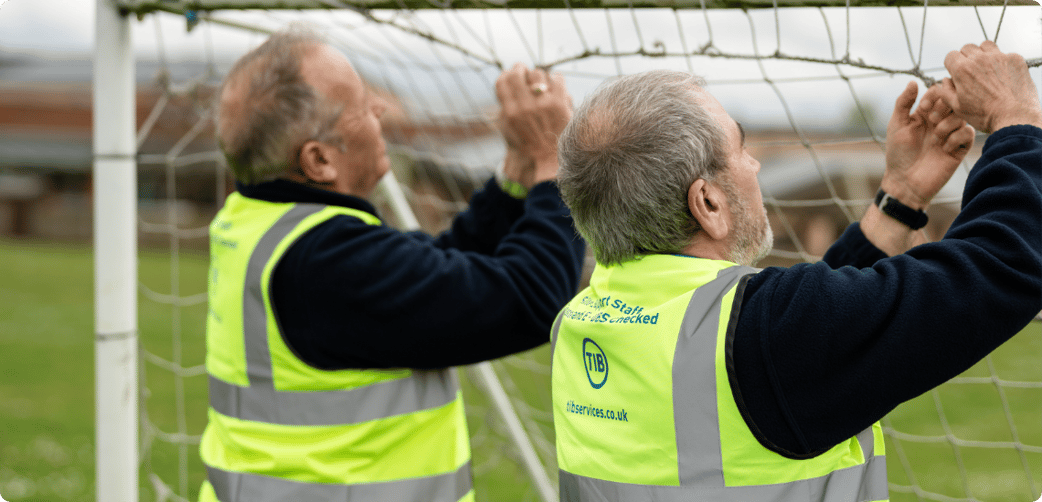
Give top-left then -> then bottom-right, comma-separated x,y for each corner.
719,178 -> 773,267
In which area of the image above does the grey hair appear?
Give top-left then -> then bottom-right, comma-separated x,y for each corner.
216,26 -> 344,185
557,70 -> 728,266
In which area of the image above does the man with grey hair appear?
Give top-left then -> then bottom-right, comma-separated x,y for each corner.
200,28 -> 584,502
550,41 -> 1041,501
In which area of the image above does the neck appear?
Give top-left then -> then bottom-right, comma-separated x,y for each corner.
679,235 -> 731,262
282,171 -> 343,193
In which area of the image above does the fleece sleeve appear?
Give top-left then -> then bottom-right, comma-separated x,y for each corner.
729,125 -> 1042,458
271,180 -> 586,370
397,178 -> 529,255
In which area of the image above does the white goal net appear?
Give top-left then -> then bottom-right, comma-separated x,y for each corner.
94,1 -> 1041,501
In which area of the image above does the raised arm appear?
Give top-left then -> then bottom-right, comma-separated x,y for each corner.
735,44 -> 1042,458
496,63 -> 573,191
859,82 -> 975,256
428,64 -> 576,254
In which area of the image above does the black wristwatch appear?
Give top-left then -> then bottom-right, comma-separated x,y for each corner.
875,188 -> 929,230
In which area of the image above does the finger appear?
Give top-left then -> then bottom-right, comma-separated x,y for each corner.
1009,51 -> 1027,69
915,92 -> 936,116
527,67 -> 549,97
527,67 -> 548,86
496,63 -> 525,101
943,124 -> 975,155
510,62 -> 530,94
928,99 -> 953,125
918,83 -> 942,107
980,40 -> 1000,53
933,77 -> 960,115
497,64 -> 531,122
911,92 -> 936,124
960,43 -> 983,57
549,73 -> 568,99
892,81 -> 919,121
934,113 -> 965,139
937,101 -> 952,120
505,63 -> 535,109
495,71 -> 512,107
944,50 -> 965,74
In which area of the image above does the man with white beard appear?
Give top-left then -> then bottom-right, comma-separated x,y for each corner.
549,41 -> 1041,502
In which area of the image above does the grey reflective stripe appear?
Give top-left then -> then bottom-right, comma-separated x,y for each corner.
857,427 -> 874,459
207,461 -> 473,502
857,457 -> 889,502
855,427 -> 888,502
550,311 -> 565,367
561,456 -> 887,502
672,265 -> 757,486
208,370 -> 460,426
243,203 -> 326,386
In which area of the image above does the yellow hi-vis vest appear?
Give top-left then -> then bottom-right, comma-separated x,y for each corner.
551,255 -> 888,502
198,193 -> 474,502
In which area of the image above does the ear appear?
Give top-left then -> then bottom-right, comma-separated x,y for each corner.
298,140 -> 338,184
688,178 -> 730,241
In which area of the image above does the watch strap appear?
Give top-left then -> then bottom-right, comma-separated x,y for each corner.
875,188 -> 929,230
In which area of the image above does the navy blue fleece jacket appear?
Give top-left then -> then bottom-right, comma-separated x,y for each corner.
237,178 -> 586,370
730,125 -> 1042,458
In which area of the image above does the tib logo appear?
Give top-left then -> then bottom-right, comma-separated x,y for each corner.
583,338 -> 609,389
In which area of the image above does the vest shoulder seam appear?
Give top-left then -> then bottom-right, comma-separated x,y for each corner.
725,273 -> 829,460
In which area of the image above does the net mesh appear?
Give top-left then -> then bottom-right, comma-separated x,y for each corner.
127,3 -> 1042,501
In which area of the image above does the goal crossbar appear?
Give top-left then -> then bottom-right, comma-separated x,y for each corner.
117,0 -> 1039,14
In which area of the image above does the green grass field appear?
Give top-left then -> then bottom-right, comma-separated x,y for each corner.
0,237 -> 1038,501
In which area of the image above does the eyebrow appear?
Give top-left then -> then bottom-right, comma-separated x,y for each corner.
736,121 -> 746,148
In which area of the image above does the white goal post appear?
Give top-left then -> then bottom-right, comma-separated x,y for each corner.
93,3 -> 138,502
93,0 -> 1041,501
